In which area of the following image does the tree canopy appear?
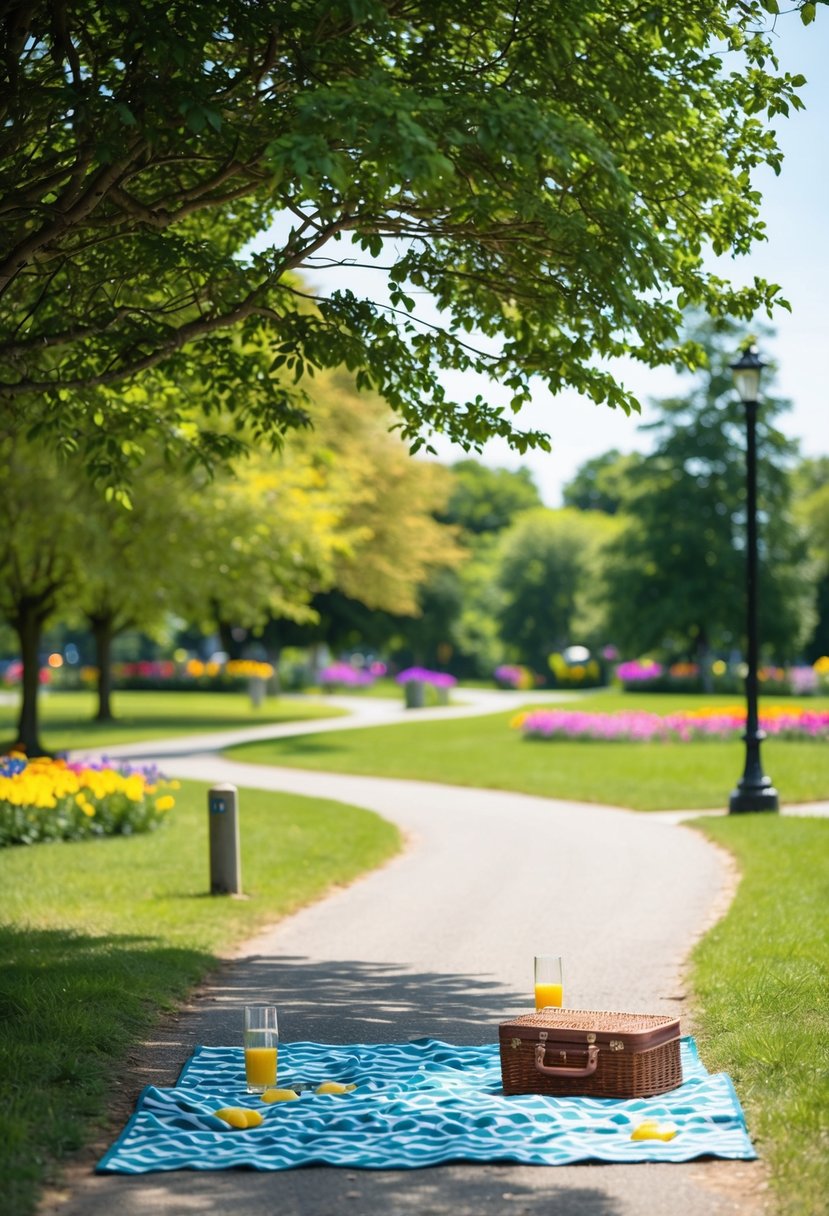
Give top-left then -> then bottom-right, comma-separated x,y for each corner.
0,1 -> 816,480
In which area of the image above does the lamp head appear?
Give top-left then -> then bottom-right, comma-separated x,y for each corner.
730,344 -> 766,403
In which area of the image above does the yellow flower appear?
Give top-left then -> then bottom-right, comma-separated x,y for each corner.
154,795 -> 175,812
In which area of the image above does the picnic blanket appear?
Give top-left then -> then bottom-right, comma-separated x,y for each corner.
97,1037 -> 756,1173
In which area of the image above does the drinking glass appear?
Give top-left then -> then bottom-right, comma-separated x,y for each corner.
534,955 -> 563,1009
244,1005 -> 278,1093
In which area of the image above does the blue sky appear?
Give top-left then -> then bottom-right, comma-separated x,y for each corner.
257,17 -> 828,506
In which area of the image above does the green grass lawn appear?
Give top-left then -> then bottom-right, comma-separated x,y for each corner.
3,687 -> 827,1215
690,815 -> 829,1216
227,691 -> 829,811
0,780 -> 400,1216
0,689 -> 345,753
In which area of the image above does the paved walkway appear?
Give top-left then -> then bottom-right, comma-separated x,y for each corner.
47,690 -> 813,1216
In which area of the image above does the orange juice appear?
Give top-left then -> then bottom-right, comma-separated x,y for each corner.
245,1046 -> 277,1088
535,982 -> 563,1009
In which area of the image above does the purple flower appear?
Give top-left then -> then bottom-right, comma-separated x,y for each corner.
395,667 -> 457,688
615,660 -> 664,683
318,662 -> 374,688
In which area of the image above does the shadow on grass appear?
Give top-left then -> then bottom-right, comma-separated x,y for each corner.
0,925 -> 218,1216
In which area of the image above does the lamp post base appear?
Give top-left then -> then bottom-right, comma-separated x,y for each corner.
728,781 -> 779,814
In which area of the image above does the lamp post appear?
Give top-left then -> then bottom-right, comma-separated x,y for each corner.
728,344 -> 779,814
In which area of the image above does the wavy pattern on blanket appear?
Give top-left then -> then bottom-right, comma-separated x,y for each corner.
97,1037 -> 756,1173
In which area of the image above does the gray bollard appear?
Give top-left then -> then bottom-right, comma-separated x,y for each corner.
208,783 -> 242,895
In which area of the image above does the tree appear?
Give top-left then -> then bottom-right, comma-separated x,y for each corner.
265,371 -> 465,658
441,461 -> 542,535
0,437 -> 83,752
793,457 -> 829,660
599,320 -> 815,665
495,507 -> 618,673
562,451 -> 645,516
75,461 -> 211,720
0,2 -> 814,480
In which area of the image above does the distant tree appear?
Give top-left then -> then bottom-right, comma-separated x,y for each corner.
600,320 -> 815,666
562,451 -> 645,516
793,457 -> 829,660
0,2 -> 814,482
253,373 -> 465,657
495,507 -> 618,673
442,462 -> 542,534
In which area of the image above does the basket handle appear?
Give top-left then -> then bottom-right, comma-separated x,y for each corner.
534,1043 -> 599,1079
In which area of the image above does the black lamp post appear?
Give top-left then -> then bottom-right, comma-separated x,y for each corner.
728,344 -> 779,814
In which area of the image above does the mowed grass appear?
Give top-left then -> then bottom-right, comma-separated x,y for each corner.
0,779 -> 400,1216
0,689 -> 344,753
228,691 -> 829,810
690,814 -> 829,1216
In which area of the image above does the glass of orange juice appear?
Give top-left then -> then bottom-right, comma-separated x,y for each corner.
534,955 -> 563,1010
244,1005 -> 278,1093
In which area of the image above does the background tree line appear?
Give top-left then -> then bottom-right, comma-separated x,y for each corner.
3,319 -> 827,755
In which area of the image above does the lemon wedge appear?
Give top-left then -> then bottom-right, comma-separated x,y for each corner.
215,1106 -> 264,1129
630,1119 -> 678,1141
315,1081 -> 357,1095
261,1087 -> 300,1103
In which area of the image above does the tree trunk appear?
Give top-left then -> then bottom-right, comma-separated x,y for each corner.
217,618 -> 245,660
13,598 -> 48,756
90,614 -> 116,722
695,630 -> 713,692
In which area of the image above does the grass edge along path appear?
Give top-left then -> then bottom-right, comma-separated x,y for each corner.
689,814 -> 829,1216
0,778 -> 401,1216
0,689 -> 345,753
226,697 -> 829,811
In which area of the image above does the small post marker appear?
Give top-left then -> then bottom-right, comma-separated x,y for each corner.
208,783 -> 242,895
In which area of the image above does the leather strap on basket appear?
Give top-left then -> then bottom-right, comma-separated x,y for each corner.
534,1043 -> 599,1079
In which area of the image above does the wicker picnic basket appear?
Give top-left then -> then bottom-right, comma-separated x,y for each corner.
499,1008 -> 682,1099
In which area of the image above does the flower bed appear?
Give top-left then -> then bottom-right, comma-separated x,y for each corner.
615,657 -> 829,696
318,661 -> 375,691
0,754 -> 177,847
395,667 -> 457,690
513,706 -> 829,743
77,658 -> 274,692
494,664 -> 537,690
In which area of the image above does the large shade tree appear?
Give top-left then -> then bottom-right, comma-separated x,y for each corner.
0,1 -> 816,481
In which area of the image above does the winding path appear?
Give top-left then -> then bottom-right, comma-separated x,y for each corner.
49,692 -> 774,1216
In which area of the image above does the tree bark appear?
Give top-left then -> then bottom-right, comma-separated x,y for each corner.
13,598 -> 49,756
695,630 -> 714,692
90,614 -> 115,722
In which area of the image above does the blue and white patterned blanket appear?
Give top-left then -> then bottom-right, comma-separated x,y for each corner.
97,1037 -> 756,1172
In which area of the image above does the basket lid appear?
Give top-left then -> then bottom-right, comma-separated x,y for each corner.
499,1008 -> 680,1047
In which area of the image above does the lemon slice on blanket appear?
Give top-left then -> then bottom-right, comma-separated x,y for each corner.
261,1087 -> 300,1103
215,1107 -> 264,1129
630,1120 -> 678,1141
315,1081 -> 357,1095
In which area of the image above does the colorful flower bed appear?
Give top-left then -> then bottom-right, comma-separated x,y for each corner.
318,661 -> 375,691
615,657 -> 829,696
395,667 -> 458,690
513,706 -> 829,743
76,658 -> 274,692
0,754 -> 177,847
494,664 -> 537,690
